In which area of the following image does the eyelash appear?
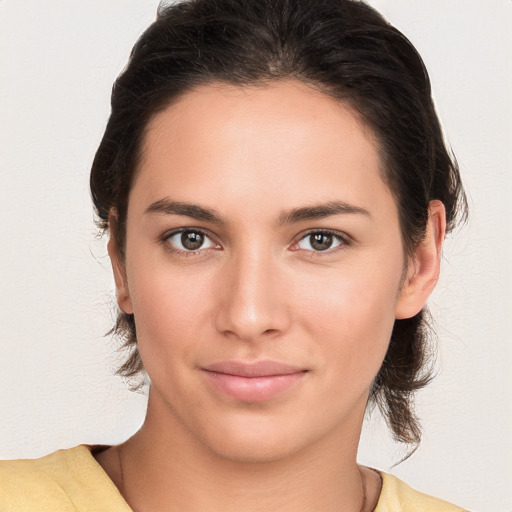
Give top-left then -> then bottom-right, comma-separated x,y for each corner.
160,228 -> 352,257
291,229 -> 352,256
161,228 -> 220,257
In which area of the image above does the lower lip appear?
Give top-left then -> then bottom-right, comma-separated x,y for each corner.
203,371 -> 306,402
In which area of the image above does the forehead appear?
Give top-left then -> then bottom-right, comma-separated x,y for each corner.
133,80 -> 393,216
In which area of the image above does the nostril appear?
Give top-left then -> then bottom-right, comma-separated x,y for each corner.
263,328 -> 279,336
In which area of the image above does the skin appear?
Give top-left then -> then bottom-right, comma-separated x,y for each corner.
98,80 -> 446,512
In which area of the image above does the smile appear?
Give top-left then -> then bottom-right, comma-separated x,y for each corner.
202,361 -> 308,402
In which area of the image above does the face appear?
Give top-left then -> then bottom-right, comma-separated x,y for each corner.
112,80 -> 432,462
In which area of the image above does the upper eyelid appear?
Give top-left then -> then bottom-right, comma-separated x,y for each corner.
162,226 -> 215,240
294,228 -> 351,242
160,227 -> 221,253
162,233 -> 224,263
290,229 -> 353,254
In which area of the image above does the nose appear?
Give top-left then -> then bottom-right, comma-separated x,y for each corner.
214,247 -> 291,342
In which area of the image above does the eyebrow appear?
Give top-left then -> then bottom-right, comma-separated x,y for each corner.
145,198 -> 370,224
277,201 -> 371,225
145,199 -> 225,224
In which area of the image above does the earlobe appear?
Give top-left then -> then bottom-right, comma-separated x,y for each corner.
395,200 -> 446,320
107,215 -> 134,315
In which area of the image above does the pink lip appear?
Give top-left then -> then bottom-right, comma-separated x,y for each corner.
202,361 -> 307,402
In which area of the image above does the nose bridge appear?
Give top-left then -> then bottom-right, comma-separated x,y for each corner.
215,242 -> 288,341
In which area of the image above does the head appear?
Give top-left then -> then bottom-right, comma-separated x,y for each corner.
90,0 -> 466,450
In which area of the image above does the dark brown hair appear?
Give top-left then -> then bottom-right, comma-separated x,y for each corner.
90,0 -> 467,447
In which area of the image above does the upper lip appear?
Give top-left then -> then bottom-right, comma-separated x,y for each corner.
203,360 -> 307,378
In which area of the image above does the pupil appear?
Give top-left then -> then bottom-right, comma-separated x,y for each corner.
181,231 -> 204,250
311,233 -> 332,251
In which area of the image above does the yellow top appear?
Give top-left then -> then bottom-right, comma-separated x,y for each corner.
0,445 -> 468,511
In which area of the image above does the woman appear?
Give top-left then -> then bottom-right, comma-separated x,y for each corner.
0,0 -> 470,510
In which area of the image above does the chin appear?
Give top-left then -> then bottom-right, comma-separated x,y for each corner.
205,429 -> 304,464
193,408 -> 328,464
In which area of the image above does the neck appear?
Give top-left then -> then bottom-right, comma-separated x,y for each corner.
107,391 -> 379,512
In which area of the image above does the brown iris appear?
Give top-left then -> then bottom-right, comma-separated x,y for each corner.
309,233 -> 334,251
181,231 -> 204,250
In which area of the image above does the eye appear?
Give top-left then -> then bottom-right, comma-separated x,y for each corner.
165,229 -> 219,253
294,230 -> 348,252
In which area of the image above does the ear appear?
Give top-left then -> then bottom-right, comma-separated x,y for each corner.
395,200 -> 446,320
107,214 -> 134,315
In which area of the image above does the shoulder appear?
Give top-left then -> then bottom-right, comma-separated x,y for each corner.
0,445 -> 131,511
375,472 -> 469,512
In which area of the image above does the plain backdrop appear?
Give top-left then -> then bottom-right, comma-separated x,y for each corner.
0,1 -> 510,511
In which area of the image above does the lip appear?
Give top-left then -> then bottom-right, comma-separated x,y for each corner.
202,360 -> 308,402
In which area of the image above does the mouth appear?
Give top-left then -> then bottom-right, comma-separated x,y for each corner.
201,360 -> 308,402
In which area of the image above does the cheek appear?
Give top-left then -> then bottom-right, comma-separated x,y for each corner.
295,259 -> 402,381
125,261 -> 214,369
